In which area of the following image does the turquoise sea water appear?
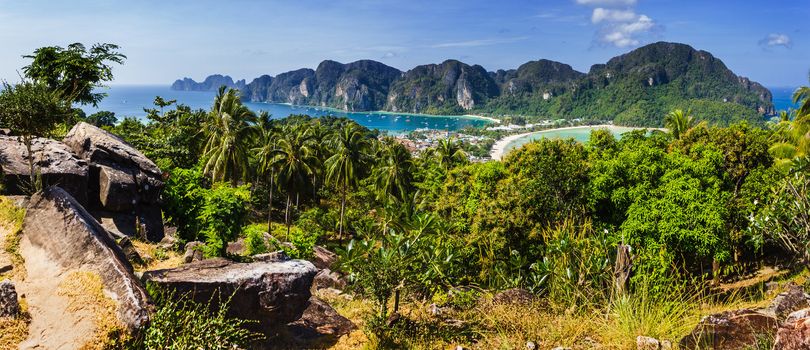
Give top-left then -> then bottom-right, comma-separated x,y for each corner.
84,85 -> 492,133
504,126 -> 643,154
771,86 -> 800,112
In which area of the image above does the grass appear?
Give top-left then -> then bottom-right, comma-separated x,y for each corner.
130,240 -> 184,272
58,271 -> 129,350
0,298 -> 30,349
0,196 -> 26,280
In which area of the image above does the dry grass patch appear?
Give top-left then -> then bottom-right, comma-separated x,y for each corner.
0,196 -> 26,280
0,298 -> 30,350
58,271 -> 128,350
130,240 -> 184,272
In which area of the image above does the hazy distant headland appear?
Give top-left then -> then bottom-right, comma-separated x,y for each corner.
173,42 -> 775,127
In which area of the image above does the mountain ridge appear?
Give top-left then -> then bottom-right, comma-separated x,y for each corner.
171,42 -> 774,126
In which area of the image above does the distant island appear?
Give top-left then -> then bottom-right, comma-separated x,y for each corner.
172,42 -> 774,127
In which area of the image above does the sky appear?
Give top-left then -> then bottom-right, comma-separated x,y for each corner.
0,0 -> 807,87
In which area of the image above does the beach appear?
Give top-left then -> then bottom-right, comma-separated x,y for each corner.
490,124 -> 621,160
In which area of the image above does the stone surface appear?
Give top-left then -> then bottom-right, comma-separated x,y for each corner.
286,297 -> 355,346
492,288 -> 538,305
226,237 -> 246,256
253,251 -> 291,263
312,245 -> 337,270
679,309 -> 778,350
0,280 -> 20,317
22,186 -> 152,331
774,308 -> 810,350
312,268 -> 347,291
142,257 -> 317,334
767,283 -> 810,321
97,164 -> 138,212
0,136 -> 89,204
636,335 -> 660,350
183,241 -> 205,263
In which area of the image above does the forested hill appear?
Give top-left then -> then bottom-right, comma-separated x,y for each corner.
172,42 -> 774,126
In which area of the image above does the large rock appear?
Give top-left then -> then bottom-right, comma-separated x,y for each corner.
142,257 -> 317,334
286,297 -> 355,347
22,186 -> 152,331
767,283 -> 810,321
0,136 -> 89,204
312,245 -> 337,270
63,122 -> 164,240
0,280 -> 20,317
312,268 -> 347,291
679,309 -> 778,349
774,308 -> 810,350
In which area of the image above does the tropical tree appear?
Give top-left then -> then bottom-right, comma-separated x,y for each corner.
664,109 -> 696,140
271,123 -> 320,236
0,81 -> 71,187
372,139 -> 414,205
201,87 -> 258,184
324,122 -> 371,240
22,43 -> 126,107
253,111 -> 279,233
795,76 -> 810,118
432,137 -> 467,170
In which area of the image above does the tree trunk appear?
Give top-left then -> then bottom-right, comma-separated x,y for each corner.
393,289 -> 401,314
614,244 -> 632,297
339,181 -> 346,241
285,194 -> 291,240
712,258 -> 720,286
267,171 -> 274,234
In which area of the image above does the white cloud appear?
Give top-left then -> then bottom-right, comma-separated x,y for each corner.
759,33 -> 792,49
431,36 -> 528,48
599,14 -> 656,47
591,8 -> 636,23
575,0 -> 637,5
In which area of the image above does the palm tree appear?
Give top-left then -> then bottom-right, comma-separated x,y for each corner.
253,111 -> 278,233
201,86 -> 257,184
324,122 -> 370,240
664,109 -> 696,140
432,137 -> 467,170
372,139 -> 414,205
271,123 -> 320,237
794,76 -> 810,118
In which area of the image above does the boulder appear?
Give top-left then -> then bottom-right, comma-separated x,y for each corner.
63,122 -> 164,240
0,280 -> 20,317
0,136 -> 89,204
312,268 -> 347,291
679,309 -> 778,349
254,251 -> 291,263
183,241 -> 205,263
774,308 -> 810,350
492,288 -> 538,305
766,283 -> 810,321
94,211 -> 137,238
312,245 -> 337,270
636,336 -> 660,350
142,257 -> 317,334
286,297 -> 355,346
22,186 -> 152,331
226,238 -> 246,256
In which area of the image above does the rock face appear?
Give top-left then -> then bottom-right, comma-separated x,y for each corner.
63,122 -> 164,241
22,186 -> 152,331
768,283 -> 810,320
286,297 -> 356,347
679,309 -> 778,349
312,245 -> 337,270
312,269 -> 346,291
774,309 -> 810,350
142,257 -> 318,334
0,136 -> 89,205
0,280 -> 20,317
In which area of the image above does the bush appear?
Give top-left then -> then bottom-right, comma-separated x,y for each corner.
199,184 -> 251,257
243,223 -> 271,256
162,168 -> 207,242
283,227 -> 319,260
133,290 -> 262,349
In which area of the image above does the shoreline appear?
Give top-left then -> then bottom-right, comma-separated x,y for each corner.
252,101 -> 501,124
489,124 -> 621,160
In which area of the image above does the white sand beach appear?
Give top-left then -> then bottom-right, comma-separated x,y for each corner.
489,124 -> 618,160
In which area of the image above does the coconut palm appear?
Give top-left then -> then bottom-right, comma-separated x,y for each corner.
201,86 -> 257,184
253,111 -> 278,233
432,137 -> 467,170
324,122 -> 371,240
664,108 -> 696,140
270,123 -> 320,236
794,76 -> 810,118
372,139 -> 414,205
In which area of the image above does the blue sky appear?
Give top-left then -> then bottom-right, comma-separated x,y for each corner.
0,0 -> 807,87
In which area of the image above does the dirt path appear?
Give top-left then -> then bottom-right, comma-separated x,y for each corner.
17,236 -> 96,350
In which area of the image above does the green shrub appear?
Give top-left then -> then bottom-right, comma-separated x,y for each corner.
199,184 -> 251,257
132,290 -> 262,349
282,227 -> 318,260
243,223 -> 271,256
162,167 -> 207,242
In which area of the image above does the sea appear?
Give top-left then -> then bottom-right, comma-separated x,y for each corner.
84,85 -> 800,134
83,85 -> 492,133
